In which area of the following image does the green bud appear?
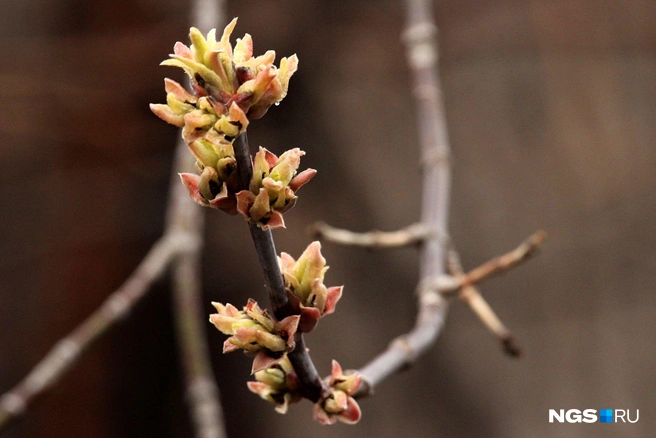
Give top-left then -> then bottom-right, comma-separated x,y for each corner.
189,139 -> 220,168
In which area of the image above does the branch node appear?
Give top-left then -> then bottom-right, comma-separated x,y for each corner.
418,291 -> 443,311
106,293 -> 131,319
418,274 -> 461,296
389,336 -> 418,367
421,147 -> 451,168
403,22 -> 438,70
402,21 -> 437,42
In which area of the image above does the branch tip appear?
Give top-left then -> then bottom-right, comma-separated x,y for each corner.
502,336 -> 521,359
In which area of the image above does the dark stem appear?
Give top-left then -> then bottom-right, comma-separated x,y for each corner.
287,334 -> 327,402
233,134 -> 294,318
233,132 -> 327,402
248,224 -> 294,318
233,133 -> 254,195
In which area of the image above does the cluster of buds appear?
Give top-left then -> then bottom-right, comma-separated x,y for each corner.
151,77 -> 250,149
247,355 -> 302,414
151,18 -> 310,224
237,147 -> 316,229
209,299 -> 300,373
313,360 -> 362,425
179,137 -> 240,213
279,241 -> 343,332
157,18 -> 362,426
151,17 -> 298,131
247,357 -> 362,426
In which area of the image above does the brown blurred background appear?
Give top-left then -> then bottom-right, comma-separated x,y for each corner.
1,0 -> 654,437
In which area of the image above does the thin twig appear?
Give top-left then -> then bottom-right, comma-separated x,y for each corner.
0,235 -> 180,429
446,249 -> 521,357
459,230 -> 546,287
355,0 -> 452,396
424,230 -> 548,296
166,1 -> 227,436
443,231 -> 546,357
233,133 -> 328,403
310,222 -> 434,248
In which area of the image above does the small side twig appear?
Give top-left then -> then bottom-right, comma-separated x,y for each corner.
458,230 -> 546,288
233,133 -> 329,403
310,222 -> 435,248
413,231 -> 546,357
425,230 -> 548,296
446,249 -> 521,357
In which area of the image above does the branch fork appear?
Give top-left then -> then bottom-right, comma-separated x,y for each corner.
421,230 -> 547,296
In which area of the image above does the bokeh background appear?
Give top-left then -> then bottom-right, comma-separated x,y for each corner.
1,0 -> 654,437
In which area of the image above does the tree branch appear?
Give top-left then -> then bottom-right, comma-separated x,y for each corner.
168,137 -> 226,438
0,234 -> 180,429
422,230 -> 547,296
458,230 -> 546,287
233,133 -> 329,403
443,231 -> 546,357
165,1 -> 227,436
355,0 -> 452,396
309,222 -> 434,248
0,3 -> 231,429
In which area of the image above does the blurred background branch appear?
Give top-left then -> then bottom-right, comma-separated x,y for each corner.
0,234 -> 179,430
350,0 -> 454,394
0,0 -> 227,436
166,1 -> 226,437
310,221 -> 433,248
